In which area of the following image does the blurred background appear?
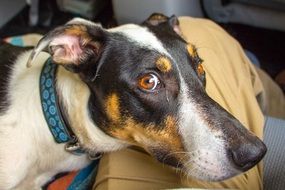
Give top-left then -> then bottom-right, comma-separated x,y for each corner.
0,0 -> 284,91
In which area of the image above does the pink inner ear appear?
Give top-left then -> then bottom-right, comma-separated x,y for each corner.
173,25 -> 182,36
50,35 -> 83,64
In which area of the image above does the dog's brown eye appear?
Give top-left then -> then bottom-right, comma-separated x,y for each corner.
197,64 -> 205,76
138,74 -> 161,91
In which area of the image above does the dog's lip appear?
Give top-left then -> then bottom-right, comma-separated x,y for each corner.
148,147 -> 184,168
180,163 -> 240,182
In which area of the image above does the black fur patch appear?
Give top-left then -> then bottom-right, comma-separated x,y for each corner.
85,33 -> 180,130
151,148 -> 183,168
0,41 -> 32,114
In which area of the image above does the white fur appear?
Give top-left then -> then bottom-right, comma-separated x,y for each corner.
67,17 -> 101,27
108,24 -> 170,57
0,51 -> 126,190
177,79 -> 239,180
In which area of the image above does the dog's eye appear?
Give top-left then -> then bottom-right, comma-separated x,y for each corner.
138,74 -> 161,91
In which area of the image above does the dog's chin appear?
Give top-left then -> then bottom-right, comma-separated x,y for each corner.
187,172 -> 241,182
181,165 -> 242,182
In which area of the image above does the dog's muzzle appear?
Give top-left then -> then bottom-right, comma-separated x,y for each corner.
177,91 -> 267,181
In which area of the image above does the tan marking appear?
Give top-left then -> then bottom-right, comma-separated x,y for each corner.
149,14 -> 167,22
197,64 -> 205,76
187,44 -> 197,57
65,25 -> 87,36
105,93 -> 121,122
156,57 -> 172,73
110,116 -> 184,158
187,44 -> 204,71
147,14 -> 168,26
65,25 -> 92,46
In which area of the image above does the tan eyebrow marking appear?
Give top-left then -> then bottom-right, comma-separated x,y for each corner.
156,56 -> 172,73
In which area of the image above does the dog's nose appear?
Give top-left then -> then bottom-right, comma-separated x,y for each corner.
229,139 -> 267,171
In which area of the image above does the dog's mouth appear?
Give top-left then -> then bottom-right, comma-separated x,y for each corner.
148,138 -> 266,182
180,149 -> 237,181
148,146 -> 235,181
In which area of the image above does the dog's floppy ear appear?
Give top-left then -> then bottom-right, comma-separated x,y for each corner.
27,18 -> 106,71
144,13 -> 182,36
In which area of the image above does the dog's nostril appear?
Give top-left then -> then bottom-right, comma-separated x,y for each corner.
229,140 -> 267,171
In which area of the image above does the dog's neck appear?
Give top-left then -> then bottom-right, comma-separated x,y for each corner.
53,61 -> 127,154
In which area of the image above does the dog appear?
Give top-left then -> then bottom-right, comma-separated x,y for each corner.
0,14 -> 266,189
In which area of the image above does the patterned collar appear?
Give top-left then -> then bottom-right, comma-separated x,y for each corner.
39,58 -> 102,159
39,58 -> 89,156
40,58 -> 74,143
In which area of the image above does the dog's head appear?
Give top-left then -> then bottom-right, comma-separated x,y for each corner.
28,14 -> 266,181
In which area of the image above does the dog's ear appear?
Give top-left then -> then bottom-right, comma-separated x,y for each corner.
27,18 -> 106,71
144,13 -> 182,36
144,13 -> 168,26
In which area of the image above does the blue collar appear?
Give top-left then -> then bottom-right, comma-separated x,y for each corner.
39,58 -> 102,159
40,58 -> 74,143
